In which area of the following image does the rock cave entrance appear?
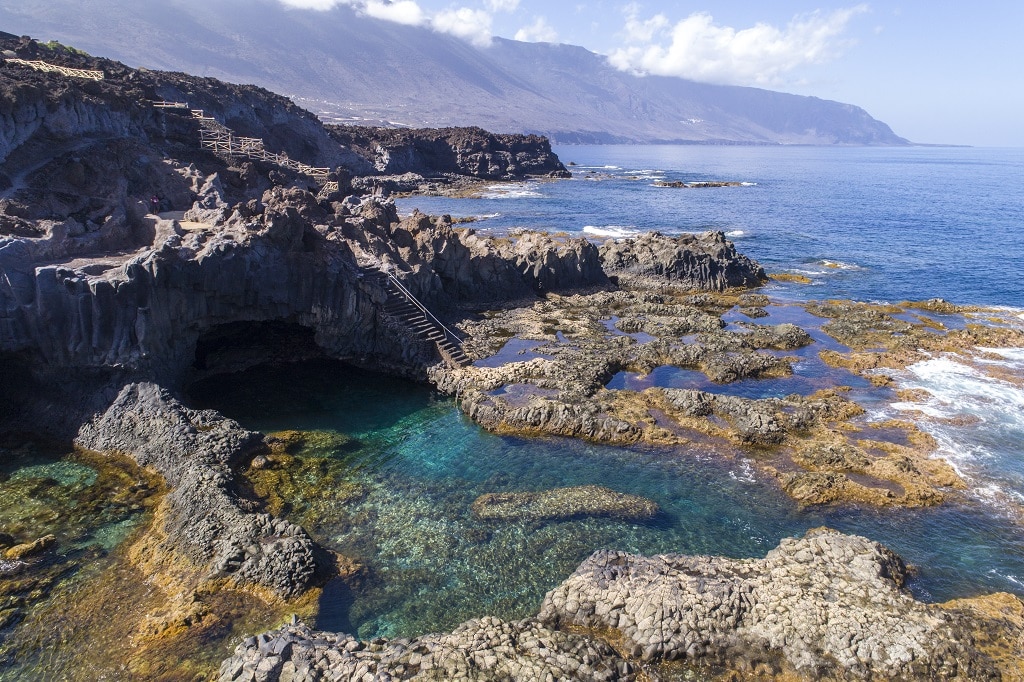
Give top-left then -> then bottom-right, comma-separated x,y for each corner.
191,320 -> 328,380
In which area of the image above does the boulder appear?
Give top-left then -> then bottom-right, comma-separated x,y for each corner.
599,231 -> 767,290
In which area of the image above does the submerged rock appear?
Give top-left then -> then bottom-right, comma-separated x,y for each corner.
471,485 -> 660,523
2,533 -> 55,560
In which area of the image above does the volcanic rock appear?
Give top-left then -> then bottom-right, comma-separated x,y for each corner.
599,231 -> 767,290
74,382 -> 329,598
222,530 -> 1024,680
538,528 -> 1009,678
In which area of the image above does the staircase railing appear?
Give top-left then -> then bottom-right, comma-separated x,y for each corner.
384,272 -> 465,350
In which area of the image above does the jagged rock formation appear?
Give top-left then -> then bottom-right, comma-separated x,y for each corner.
599,231 -> 768,291
328,125 -> 570,180
220,616 -> 631,682
75,382 -> 329,598
220,529 -> 1024,680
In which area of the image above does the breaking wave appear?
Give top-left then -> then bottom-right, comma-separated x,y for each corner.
886,348 -> 1024,512
480,183 -> 543,199
583,225 -> 640,239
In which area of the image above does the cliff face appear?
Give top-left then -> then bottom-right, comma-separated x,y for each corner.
328,125 -> 570,179
0,36 -> 358,170
0,187 -> 611,388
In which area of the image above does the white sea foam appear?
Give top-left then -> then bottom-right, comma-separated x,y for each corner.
725,230 -> 745,238
976,347 -> 1024,364
583,225 -> 640,239
817,259 -> 864,271
481,183 -> 543,199
740,182 -> 757,186
728,458 -> 757,484
988,569 -> 1024,589
886,350 -> 1024,505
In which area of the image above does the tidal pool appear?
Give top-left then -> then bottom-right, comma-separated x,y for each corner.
0,440 -> 156,679
190,359 -> 1024,641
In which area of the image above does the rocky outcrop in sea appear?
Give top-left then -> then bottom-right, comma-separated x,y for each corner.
599,230 -> 767,291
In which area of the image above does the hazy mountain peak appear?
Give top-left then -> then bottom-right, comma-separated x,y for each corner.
0,0 -> 907,144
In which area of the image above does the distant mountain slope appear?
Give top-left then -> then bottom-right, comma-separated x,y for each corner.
0,0 -> 908,145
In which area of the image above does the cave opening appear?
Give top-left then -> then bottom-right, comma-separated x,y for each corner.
190,320 -> 328,380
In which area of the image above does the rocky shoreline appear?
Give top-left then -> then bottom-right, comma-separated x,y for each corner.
219,529 -> 1024,680
2,35 -> 1023,681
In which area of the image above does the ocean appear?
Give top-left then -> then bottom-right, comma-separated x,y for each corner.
400,145 -> 1024,306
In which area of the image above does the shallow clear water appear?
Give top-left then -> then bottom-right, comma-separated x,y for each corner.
192,359 -> 1024,641
0,442 -> 151,677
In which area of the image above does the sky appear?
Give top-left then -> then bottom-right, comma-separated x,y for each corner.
277,0 -> 1024,146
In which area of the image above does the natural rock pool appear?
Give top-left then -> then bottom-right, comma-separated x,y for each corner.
0,441 -> 157,677
188,358 -> 1024,643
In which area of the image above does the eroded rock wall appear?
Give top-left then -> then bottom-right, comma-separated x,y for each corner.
327,125 -> 569,179
599,231 -> 767,291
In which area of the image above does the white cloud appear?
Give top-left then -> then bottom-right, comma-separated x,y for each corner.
608,5 -> 869,87
432,7 -> 494,47
277,0 -> 424,24
364,0 -> 425,25
514,17 -> 558,43
277,0 -> 507,46
277,0 -> 349,9
486,0 -> 520,12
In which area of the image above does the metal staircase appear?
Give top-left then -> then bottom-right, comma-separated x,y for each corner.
360,266 -> 470,368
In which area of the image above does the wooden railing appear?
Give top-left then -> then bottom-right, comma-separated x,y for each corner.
190,108 -> 331,181
3,58 -> 104,80
153,102 -> 334,185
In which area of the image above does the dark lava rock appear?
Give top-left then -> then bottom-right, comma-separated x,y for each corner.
599,231 -> 767,291
328,125 -> 570,180
75,382 -> 330,598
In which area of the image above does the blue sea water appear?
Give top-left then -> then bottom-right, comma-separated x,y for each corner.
399,146 -> 1024,307
197,146 -> 1024,641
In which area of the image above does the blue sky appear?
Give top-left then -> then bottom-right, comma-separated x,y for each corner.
280,0 -> 1024,146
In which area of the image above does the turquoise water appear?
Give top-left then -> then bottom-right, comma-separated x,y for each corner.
194,146 -> 1024,640
0,442 -> 150,676
192,359 -> 1024,640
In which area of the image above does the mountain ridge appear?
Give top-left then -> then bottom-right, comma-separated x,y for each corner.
0,0 -> 908,145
